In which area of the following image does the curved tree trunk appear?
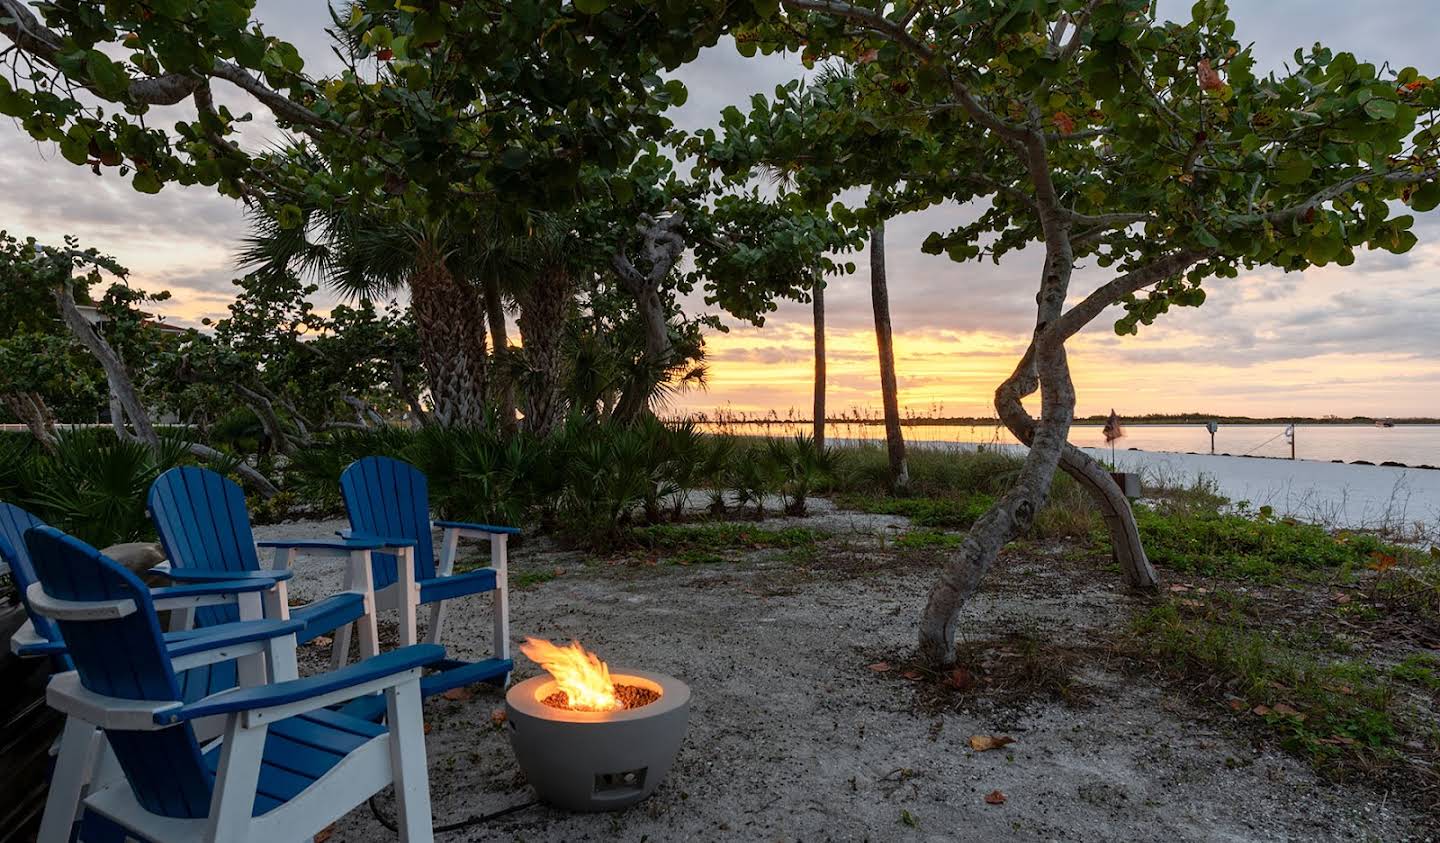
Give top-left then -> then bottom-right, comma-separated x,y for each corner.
610,212 -> 685,424
484,276 -> 517,432
868,221 -> 908,492
812,277 -> 826,449
916,228 -> 1161,664
409,245 -> 489,427
236,384 -> 299,456
610,278 -> 670,424
917,224 -> 1080,665
52,277 -> 279,497
2,391 -> 58,452
516,265 -> 575,438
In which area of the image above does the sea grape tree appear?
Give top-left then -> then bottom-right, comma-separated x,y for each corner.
0,0 -> 777,424
711,0 -> 1440,663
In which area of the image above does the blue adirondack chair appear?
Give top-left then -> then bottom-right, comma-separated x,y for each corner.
149,466 -> 405,670
3,506 -> 303,842
24,525 -> 442,843
3,502 -> 285,697
1,502 -> 71,672
339,456 -> 516,696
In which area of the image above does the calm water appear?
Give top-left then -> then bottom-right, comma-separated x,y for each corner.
708,422 -> 1440,467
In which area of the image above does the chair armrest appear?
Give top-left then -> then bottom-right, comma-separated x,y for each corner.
11,619 -> 67,658
435,520 -> 521,537
150,566 -> 293,584
156,644 -> 445,725
150,579 -> 278,601
16,639 -> 68,658
332,531 -> 421,550
165,618 -> 306,660
258,536 -> 416,552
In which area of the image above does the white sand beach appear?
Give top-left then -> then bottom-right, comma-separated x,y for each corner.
1096,449 -> 1440,536
898,437 -> 1440,538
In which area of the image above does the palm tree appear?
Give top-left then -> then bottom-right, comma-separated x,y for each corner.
869,218 -> 909,492
239,148 -> 494,427
812,275 -> 826,450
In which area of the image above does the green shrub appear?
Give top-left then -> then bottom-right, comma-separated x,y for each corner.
8,428 -> 202,547
1126,505 -> 1402,579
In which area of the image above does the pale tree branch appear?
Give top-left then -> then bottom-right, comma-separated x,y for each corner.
0,0 -> 339,137
1051,248 -> 1215,341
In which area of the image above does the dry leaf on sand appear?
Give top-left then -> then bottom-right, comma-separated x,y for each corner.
969,735 -> 1016,752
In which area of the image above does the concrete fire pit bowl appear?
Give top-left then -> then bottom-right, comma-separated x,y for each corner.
505,669 -> 690,811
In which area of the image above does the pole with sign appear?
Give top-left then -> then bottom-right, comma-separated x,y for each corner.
1205,420 -> 1218,455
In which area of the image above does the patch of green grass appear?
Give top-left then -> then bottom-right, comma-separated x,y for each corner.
512,570 -> 559,588
1391,653 -> 1440,692
894,529 -> 965,550
635,522 -> 822,551
781,544 -> 821,565
1118,506 -> 1408,580
667,548 -> 729,566
1132,597 -> 1403,770
834,493 -> 995,530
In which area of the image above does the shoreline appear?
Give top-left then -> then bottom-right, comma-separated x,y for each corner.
695,418 -> 1440,427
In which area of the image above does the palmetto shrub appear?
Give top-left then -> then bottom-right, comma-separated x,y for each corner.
5,428 -> 204,547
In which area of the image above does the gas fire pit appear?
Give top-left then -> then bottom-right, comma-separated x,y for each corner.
506,639 -> 690,811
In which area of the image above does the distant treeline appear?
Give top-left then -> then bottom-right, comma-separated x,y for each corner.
692,413 -> 1440,427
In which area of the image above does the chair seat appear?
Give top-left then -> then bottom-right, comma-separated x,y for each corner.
417,568 -> 496,604
201,708 -> 386,817
290,592 -> 366,645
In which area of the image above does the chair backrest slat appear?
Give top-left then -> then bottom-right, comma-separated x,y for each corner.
149,466 -> 262,627
0,502 -> 70,669
24,526 -> 213,818
340,457 -> 436,585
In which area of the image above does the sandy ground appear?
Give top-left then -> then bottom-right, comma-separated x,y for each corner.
253,505 -> 1431,842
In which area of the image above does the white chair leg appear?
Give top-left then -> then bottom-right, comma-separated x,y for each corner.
351,550 -> 381,659
424,602 -> 445,646
266,633 -> 300,682
385,680 -> 434,843
491,534 -> 510,664
37,718 -> 99,843
331,621 -> 353,671
206,716 -> 267,843
396,547 -> 419,648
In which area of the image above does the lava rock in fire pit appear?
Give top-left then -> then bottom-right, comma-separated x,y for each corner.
542,684 -> 660,712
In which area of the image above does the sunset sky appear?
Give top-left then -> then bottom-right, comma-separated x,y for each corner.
4,2 -> 1438,420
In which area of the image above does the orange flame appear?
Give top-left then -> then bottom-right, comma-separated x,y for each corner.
520,637 -> 620,711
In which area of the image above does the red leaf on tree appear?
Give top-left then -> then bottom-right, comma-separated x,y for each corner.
1051,111 -> 1076,135
1197,58 -> 1224,91
377,48 -> 394,61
